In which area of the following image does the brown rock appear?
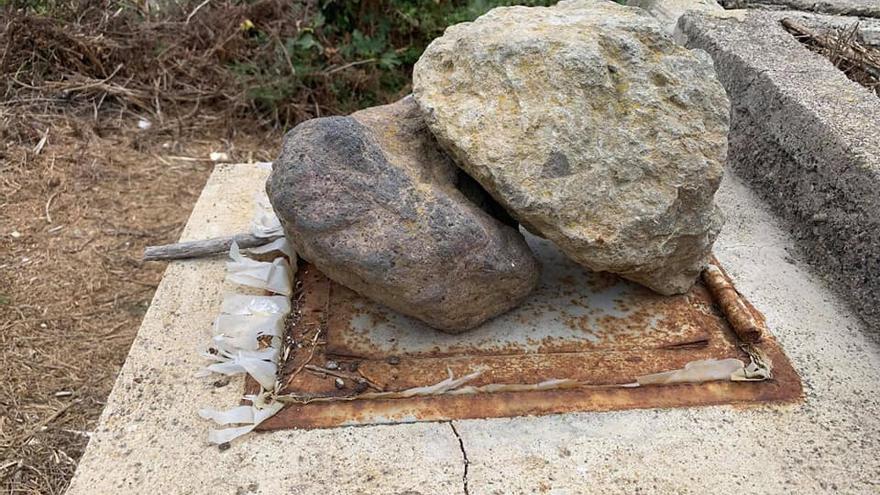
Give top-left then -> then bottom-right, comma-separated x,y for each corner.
267,97 -> 540,333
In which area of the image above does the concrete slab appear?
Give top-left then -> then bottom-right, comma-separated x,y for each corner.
715,4 -> 880,46
679,9 -> 880,333
67,164 -> 880,494
721,0 -> 880,18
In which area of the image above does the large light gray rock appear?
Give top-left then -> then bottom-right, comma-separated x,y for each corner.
413,0 -> 729,295
627,0 -> 722,34
267,97 -> 540,333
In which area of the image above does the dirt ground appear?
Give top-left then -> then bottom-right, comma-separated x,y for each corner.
0,116 -> 278,494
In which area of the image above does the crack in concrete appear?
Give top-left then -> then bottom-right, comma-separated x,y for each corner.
448,421 -> 470,495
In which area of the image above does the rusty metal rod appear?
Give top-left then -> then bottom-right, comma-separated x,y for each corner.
702,263 -> 763,343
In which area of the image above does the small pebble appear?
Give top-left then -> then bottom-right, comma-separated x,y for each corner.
387,356 -> 401,365
334,378 -> 345,389
348,361 -> 360,372
218,442 -> 231,451
325,360 -> 339,370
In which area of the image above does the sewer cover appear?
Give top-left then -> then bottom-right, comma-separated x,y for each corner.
253,233 -> 801,430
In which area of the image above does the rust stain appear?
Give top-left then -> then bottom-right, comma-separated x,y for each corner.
326,279 -> 716,360
254,261 -> 802,430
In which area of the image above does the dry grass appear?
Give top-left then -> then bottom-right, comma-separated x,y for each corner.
782,18 -> 880,97
0,1 -> 312,128
0,112 -> 278,494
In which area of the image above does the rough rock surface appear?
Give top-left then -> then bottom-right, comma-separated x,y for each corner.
627,0 -> 722,34
267,96 -> 540,333
413,0 -> 729,295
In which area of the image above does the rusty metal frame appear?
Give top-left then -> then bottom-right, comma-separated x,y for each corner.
248,253 -> 801,431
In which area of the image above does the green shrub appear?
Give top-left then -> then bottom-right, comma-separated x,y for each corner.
230,0 -> 559,127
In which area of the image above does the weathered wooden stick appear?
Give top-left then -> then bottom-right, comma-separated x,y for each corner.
702,263 -> 763,343
143,232 -> 282,261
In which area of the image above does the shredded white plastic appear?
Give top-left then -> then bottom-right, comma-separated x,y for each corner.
201,350 -> 278,389
212,331 -> 273,353
731,344 -> 773,381
290,369 -> 485,402
635,358 -> 746,386
209,152 -> 230,162
203,345 -> 275,366
219,294 -> 291,316
273,355 -> 774,406
207,425 -> 257,445
202,345 -> 278,363
215,312 -> 285,333
198,405 -> 253,425
204,396 -> 285,444
250,193 -> 283,238
248,236 -> 295,258
367,369 -> 482,398
226,242 -> 292,295
450,378 -> 580,395
198,190 -> 294,446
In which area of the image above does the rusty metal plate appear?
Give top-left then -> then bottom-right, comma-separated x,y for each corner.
253,233 -> 802,430
325,235 -> 712,360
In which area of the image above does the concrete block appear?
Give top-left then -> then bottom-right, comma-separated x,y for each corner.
720,0 -> 880,18
679,10 -> 880,332
65,163 -> 880,494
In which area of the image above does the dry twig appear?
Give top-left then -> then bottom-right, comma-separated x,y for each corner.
782,18 -> 880,95
304,365 -> 384,391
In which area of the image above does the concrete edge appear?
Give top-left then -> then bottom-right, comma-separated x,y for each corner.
720,0 -> 880,19
680,10 -> 880,332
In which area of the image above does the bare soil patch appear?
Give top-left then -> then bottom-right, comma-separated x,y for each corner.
0,115 -> 277,494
